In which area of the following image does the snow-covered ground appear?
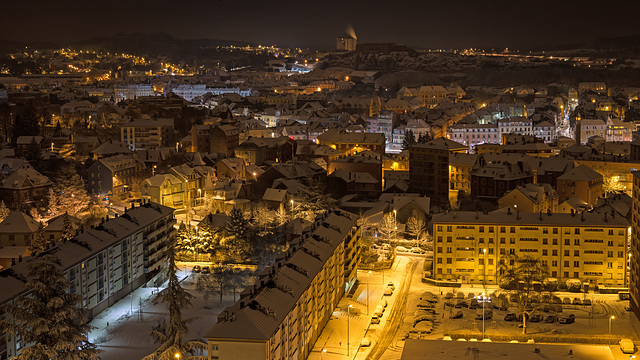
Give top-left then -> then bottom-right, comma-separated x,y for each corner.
88,262 -> 230,360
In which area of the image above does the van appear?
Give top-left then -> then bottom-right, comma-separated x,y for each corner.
619,338 -> 635,354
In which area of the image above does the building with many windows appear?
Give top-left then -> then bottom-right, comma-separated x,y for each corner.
629,171 -> 640,321
205,209 -> 361,360
0,201 -> 175,359
431,210 -> 629,286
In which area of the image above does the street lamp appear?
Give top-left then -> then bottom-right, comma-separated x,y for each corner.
347,305 -> 352,356
480,293 -> 486,339
321,349 -> 326,360
175,353 -> 180,359
393,209 -> 397,224
483,248 -> 487,291
152,165 -> 157,176
367,271 -> 371,315
290,199 -> 294,217
609,315 -> 615,336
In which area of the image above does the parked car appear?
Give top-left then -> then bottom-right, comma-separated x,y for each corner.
562,297 -> 571,305
379,299 -> 388,308
619,338 -> 635,354
384,288 -> 393,296
456,292 -> 465,299
583,299 -> 592,306
504,313 -> 517,321
396,246 -> 409,252
417,300 -> 434,308
552,296 -> 562,304
545,314 -> 559,323
450,310 -> 464,319
374,306 -> 384,317
541,304 -> 550,312
371,315 -> 380,324
445,292 -> 454,299
201,266 -> 211,274
529,314 -> 543,322
455,300 -> 468,308
361,338 -> 372,347
573,298 -> 582,305
559,314 -> 575,324
192,265 -> 201,273
475,308 -> 493,320
469,298 -> 479,310
410,247 -> 426,254
414,314 -> 434,324
387,282 -> 395,291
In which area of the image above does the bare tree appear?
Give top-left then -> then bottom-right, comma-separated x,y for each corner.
405,214 -> 426,245
379,212 -> 398,243
499,254 -> 551,334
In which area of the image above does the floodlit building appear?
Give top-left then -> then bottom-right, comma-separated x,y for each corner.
0,201 -> 175,359
205,209 -> 361,360
432,209 -> 629,286
113,84 -> 155,102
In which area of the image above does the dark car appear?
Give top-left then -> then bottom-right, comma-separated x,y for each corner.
583,299 -> 592,306
192,265 -> 201,273
504,312 -> 517,321
468,299 -> 479,310
545,314 -> 558,323
559,314 -> 575,324
450,310 -> 464,319
530,314 -> 543,322
455,300 -> 468,308
201,266 -> 211,274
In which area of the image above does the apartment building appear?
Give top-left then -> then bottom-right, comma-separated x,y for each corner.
113,84 -> 155,102
87,154 -> 145,196
432,210 -> 629,287
629,171 -> 640,321
120,118 -> 174,150
446,123 -> 500,149
0,201 -> 175,359
205,209 -> 361,360
317,130 -> 385,156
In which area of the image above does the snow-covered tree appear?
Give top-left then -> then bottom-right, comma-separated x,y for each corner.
603,175 -> 626,196
0,254 -> 99,360
379,212 -> 398,242
221,207 -> 253,263
405,214 -> 426,244
0,201 -> 10,222
196,265 -> 254,305
30,223 -> 47,256
142,243 -> 206,360
61,213 -> 76,242
48,163 -> 91,218
295,177 -> 330,222
274,203 -> 288,226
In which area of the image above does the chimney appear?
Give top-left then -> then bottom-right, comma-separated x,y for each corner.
571,209 -> 575,216
581,212 -> 585,222
507,207 -> 512,215
516,211 -> 520,220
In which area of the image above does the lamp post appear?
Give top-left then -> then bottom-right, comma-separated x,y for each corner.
367,271 -> 371,315
483,248 -> 487,291
347,305 -> 352,356
175,354 -> 180,360
321,349 -> 326,360
152,165 -> 157,176
290,199 -> 294,218
197,188 -> 201,206
480,293 -> 486,339
609,315 -> 615,336
185,179 -> 190,226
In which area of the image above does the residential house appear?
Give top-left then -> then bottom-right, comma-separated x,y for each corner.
87,154 -> 144,196
498,183 -> 559,213
191,124 -> 239,156
0,167 -> 52,211
0,211 -> 40,247
556,164 -> 603,205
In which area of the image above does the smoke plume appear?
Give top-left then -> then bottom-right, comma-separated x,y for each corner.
346,24 -> 357,40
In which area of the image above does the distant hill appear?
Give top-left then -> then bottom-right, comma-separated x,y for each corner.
71,32 -> 257,59
0,39 -> 59,56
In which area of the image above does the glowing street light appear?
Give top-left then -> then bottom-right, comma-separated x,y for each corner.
347,305 -> 352,356
609,315 -> 615,336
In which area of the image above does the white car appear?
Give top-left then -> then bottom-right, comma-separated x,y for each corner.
384,288 -> 393,296
410,247 -> 426,254
387,282 -> 395,290
396,246 -> 409,252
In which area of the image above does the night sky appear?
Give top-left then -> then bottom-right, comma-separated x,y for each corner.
2,0 -> 640,49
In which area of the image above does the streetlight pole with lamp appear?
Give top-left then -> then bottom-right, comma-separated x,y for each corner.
347,305 -> 352,356
482,248 -> 487,292
480,293 -> 486,339
367,271 -> 371,315
609,315 -> 615,336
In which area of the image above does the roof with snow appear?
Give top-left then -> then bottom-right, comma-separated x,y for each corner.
0,211 -> 40,234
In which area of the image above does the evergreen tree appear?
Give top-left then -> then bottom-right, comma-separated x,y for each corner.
48,163 -> 91,218
142,244 -> 206,360
61,213 -> 76,242
417,131 -> 431,144
30,223 -> 47,256
402,129 -> 416,150
295,177 -> 330,222
25,138 -> 43,172
0,254 -> 99,360
11,106 -> 40,144
0,200 -> 10,222
222,207 -> 253,263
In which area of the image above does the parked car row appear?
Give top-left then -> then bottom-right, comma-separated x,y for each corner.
504,312 -> 575,324
192,265 -> 211,274
370,299 -> 388,324
412,291 -> 441,333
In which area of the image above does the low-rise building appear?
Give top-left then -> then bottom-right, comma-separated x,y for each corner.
556,164 -> 603,205
0,167 -> 52,211
498,183 -> 559,213
87,154 -> 144,196
121,118 -> 174,150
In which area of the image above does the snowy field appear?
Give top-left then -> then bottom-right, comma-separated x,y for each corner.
88,262 -> 229,360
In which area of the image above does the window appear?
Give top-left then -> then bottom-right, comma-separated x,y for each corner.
479,226 -> 485,233
543,238 -> 548,245
553,228 -> 558,234
500,237 -> 505,244
553,239 -> 558,245
479,259 -> 484,265
489,259 -> 494,265
608,241 -> 613,246
447,226 -> 452,232
437,258 -> 442,263
447,247 -> 452,253
575,228 -> 580,234
574,239 -> 580,245
437,226 -> 442,231
564,261 -> 570,267
447,236 -> 452,242
488,248 -> 494,254
574,261 -> 579,267
607,262 -> 613,269
488,227 -> 494,233
619,230 -> 625,236
553,250 -> 558,256
574,250 -> 579,256
446,258 -> 452,264
479,238 -> 485,243
437,247 -> 442,253
608,251 -> 614,257
564,239 -> 570,245
543,228 -> 548,234
543,249 -> 548,256
564,250 -> 570,256
552,260 -> 558,266
619,251 -> 624,258
437,268 -> 443,274
510,238 -> 515,244
608,229 -> 614,235
437,236 -> 443,242
510,227 -> 515,233
500,248 -> 506,255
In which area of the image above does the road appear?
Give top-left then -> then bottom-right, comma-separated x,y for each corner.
366,258 -> 418,360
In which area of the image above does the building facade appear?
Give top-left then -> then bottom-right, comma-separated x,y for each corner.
0,201 -> 175,359
432,210 -> 629,286
205,209 -> 361,360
